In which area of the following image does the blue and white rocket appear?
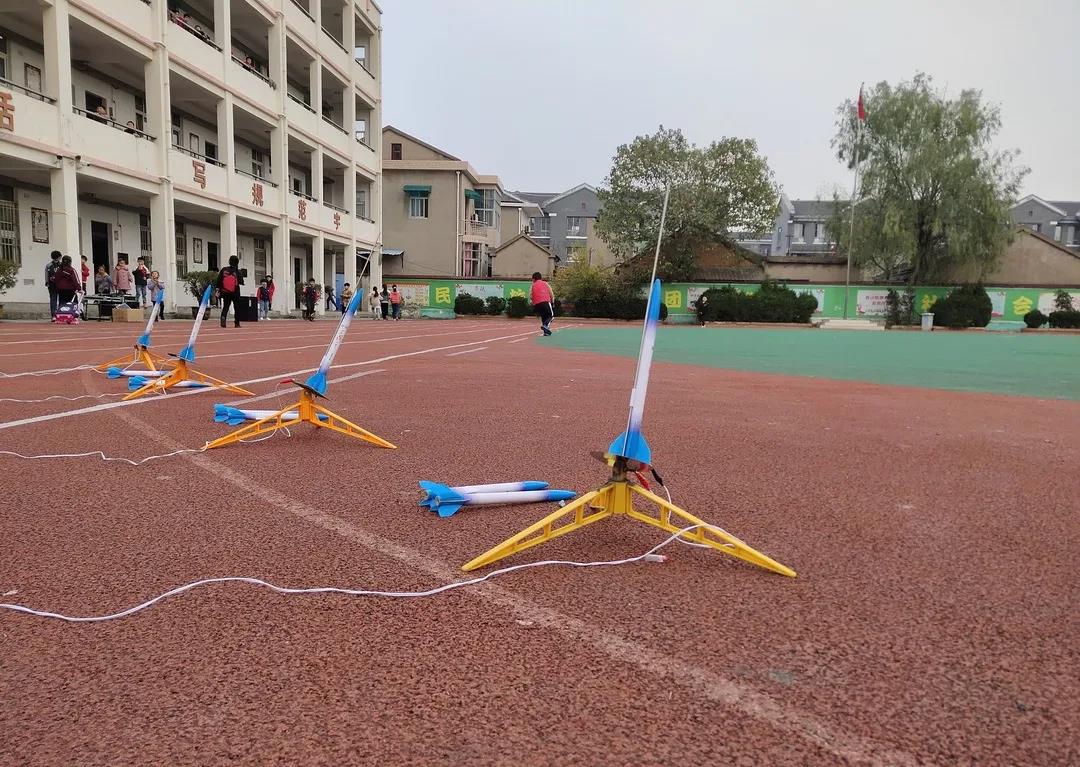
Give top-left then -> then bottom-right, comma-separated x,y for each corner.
213,404 -> 327,426
418,480 -> 577,518
179,283 -> 213,362
305,288 -> 363,396
136,290 -> 164,348
608,277 -> 662,467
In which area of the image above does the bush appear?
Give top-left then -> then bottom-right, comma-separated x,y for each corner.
552,299 -> 565,317
698,282 -> 814,324
1023,310 -> 1047,329
0,260 -> 17,295
507,295 -> 529,318
454,292 -> 485,315
484,296 -> 507,315
1053,290 -> 1076,312
184,270 -> 219,303
885,288 -> 916,327
1048,310 -> 1080,329
929,285 -> 992,328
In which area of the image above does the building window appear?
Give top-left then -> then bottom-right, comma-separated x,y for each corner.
188,133 -> 200,154
390,143 -> 402,160
171,113 -> 182,146
251,149 -> 265,179
174,222 -> 187,279
793,223 -> 805,243
476,189 -> 499,227
461,242 -> 480,277
814,223 -> 826,243
566,244 -> 587,264
140,214 -> 151,259
253,237 -> 267,281
0,185 -> 20,266
1029,223 -> 1041,233
134,95 -> 146,132
1054,225 -> 1062,242
408,196 -> 428,219
566,216 -> 584,237
0,33 -> 7,80
530,217 -> 550,237
356,187 -> 367,219
1072,226 -> 1080,246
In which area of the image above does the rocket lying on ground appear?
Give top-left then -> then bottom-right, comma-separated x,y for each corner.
212,404 -> 328,426
128,375 -> 208,390
107,367 -> 168,379
419,480 -> 577,518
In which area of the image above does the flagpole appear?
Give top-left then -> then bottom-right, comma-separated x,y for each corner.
843,85 -> 863,320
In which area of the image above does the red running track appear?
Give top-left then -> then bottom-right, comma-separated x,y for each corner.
0,318 -> 1078,765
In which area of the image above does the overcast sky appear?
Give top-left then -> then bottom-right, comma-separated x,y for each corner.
382,0 -> 1079,200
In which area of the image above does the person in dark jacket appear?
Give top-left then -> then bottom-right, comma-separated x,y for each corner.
216,255 -> 244,328
302,279 -> 318,321
46,251 -> 62,318
50,256 -> 82,308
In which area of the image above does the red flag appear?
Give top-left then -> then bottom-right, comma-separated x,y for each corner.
857,86 -> 866,121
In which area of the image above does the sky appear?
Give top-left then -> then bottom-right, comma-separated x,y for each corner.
382,0 -> 1079,200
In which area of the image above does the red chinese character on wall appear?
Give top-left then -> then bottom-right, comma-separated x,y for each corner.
333,212 -> 341,230
251,183 -> 264,207
298,199 -> 307,221
0,92 -> 15,132
192,160 -> 206,189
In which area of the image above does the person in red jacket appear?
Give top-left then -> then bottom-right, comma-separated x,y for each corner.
530,271 -> 555,336
50,256 -> 82,308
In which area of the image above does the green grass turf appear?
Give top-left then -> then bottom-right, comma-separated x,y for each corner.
544,326 -> 1080,401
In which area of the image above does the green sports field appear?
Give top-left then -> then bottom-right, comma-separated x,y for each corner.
546,326 -> 1080,401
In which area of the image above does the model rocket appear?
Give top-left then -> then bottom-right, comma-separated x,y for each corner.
179,283 -> 213,362
212,404 -> 328,426
607,277 -> 662,467
304,288 -> 364,396
136,291 -> 164,348
418,480 -> 577,518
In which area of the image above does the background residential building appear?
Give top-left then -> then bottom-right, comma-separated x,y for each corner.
0,0 -> 382,317
514,184 -> 615,268
1010,196 -> 1080,251
381,125 -> 515,279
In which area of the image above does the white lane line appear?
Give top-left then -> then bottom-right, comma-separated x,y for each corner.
507,336 -> 534,344
0,328 -> 537,432
446,347 -> 487,357
102,410 -> 918,767
0,323 -> 496,366
222,369 -> 385,407
0,322 -> 493,360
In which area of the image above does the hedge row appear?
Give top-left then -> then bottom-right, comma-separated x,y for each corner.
698,282 -> 817,324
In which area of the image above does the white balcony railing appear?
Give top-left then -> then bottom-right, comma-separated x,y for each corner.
466,221 -> 491,236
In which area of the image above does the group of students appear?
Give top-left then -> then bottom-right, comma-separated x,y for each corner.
293,282 -> 403,321
45,251 -> 165,323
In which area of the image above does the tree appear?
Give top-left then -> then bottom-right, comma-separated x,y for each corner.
596,127 -> 778,282
829,73 -> 1027,285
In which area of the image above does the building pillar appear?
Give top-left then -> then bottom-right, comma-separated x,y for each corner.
150,190 -> 174,312
310,60 -> 322,116
312,147 -> 324,203
42,1 -> 73,113
344,5 -> 356,59
50,158 -> 80,265
313,233 -> 326,315
272,220 -> 289,314
217,93 -> 235,177
213,0 -> 231,55
220,209 -> 238,267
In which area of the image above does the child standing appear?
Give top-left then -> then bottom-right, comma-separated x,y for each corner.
340,282 -> 354,315
133,257 -> 150,306
256,277 -> 273,320
302,278 -> 318,321
693,294 -> 708,327
147,270 -> 164,322
389,284 -> 402,320
324,284 -> 336,312
530,271 -> 555,336
368,287 -> 380,320
379,285 -> 390,320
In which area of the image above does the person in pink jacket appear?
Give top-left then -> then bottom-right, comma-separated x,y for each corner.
530,271 -> 554,336
111,259 -> 133,295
